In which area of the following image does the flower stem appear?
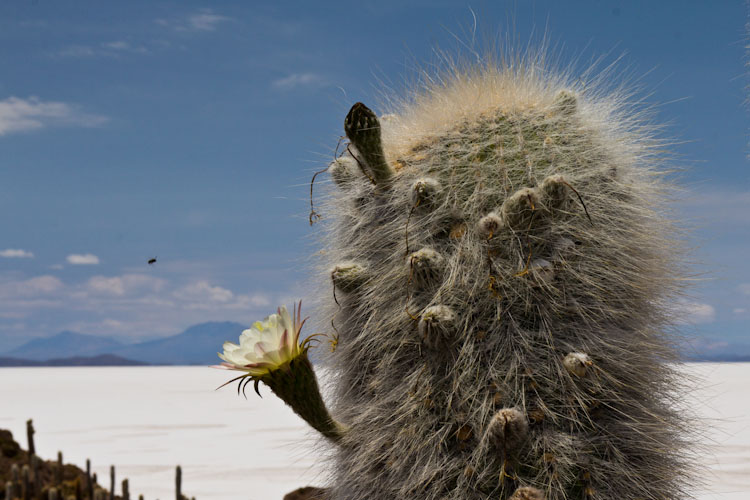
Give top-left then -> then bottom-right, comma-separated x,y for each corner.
262,354 -> 346,442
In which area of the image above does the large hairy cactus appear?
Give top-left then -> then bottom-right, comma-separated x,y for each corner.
309,57 -> 692,500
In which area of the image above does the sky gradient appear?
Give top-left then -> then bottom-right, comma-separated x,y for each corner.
0,1 -> 747,353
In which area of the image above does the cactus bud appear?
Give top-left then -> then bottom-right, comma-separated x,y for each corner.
331,262 -> 367,292
409,248 -> 445,286
410,177 -> 442,208
539,175 -> 569,209
344,102 -> 392,183
509,486 -> 545,500
563,352 -> 593,378
418,305 -> 456,349
501,187 -> 540,230
477,212 -> 503,239
486,408 -> 529,452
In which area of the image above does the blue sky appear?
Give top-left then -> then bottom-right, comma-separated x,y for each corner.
0,0 -> 747,353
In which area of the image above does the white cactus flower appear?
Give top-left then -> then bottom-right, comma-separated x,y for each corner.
215,302 -> 307,378
212,302 -> 345,441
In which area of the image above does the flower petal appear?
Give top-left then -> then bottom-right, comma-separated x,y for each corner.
216,302 -> 308,378
222,341 -> 241,352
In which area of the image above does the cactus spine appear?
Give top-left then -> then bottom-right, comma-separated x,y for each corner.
313,55 -> 692,500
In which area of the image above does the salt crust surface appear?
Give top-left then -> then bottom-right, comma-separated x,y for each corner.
0,364 -> 747,499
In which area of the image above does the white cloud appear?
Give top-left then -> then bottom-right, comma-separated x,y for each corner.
102,41 -> 129,50
0,249 -> 34,258
739,283 -> 750,295
271,73 -> 326,90
18,276 -> 63,295
247,293 -> 271,307
87,276 -> 126,296
222,293 -> 271,310
87,274 -> 166,296
66,253 -> 100,265
733,308 -> 747,314
0,97 -> 107,136
174,281 -> 234,303
156,9 -> 230,33
0,275 -> 64,298
674,300 -> 716,324
187,10 -> 230,31
56,41 -> 149,58
0,268 -> 292,345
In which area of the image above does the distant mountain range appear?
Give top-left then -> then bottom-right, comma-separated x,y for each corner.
1,322 -> 748,366
1,322 -> 246,366
681,341 -> 750,362
4,330 -> 124,361
0,354 -> 147,367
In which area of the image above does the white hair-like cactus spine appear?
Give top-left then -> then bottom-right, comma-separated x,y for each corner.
313,54 -> 692,500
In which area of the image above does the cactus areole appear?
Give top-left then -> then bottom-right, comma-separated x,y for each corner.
275,54 -> 691,499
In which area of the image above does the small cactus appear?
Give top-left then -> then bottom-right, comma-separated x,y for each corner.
55,452 -> 62,485
8,463 -> 20,499
310,50 -> 693,500
32,455 -> 41,496
86,459 -> 93,500
109,466 -> 115,500
25,420 -> 35,457
175,465 -> 182,500
21,465 -> 29,500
